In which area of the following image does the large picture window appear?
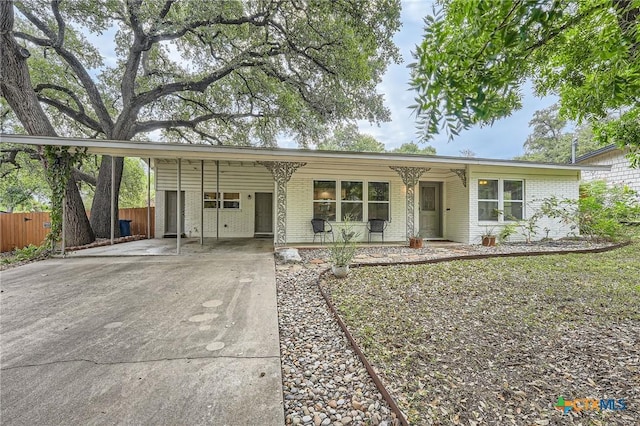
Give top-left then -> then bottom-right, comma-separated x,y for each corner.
477,179 -> 524,221
313,180 -> 336,221
313,180 -> 389,222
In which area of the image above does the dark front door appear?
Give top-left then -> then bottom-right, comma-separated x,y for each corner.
254,192 -> 273,234
165,191 -> 185,235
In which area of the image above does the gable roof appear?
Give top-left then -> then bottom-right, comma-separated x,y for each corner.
1,133 -> 610,171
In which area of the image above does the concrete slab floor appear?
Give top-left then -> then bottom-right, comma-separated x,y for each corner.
0,242 -> 284,426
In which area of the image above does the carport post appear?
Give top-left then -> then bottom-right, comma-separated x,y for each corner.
110,155 -> 115,245
216,160 -> 220,240
147,157 -> 151,239
177,158 -> 182,254
200,160 -> 204,245
61,193 -> 66,256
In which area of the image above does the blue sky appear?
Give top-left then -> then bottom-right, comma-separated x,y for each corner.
358,0 -> 558,159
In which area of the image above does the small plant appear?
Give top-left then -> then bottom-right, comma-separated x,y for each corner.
498,223 -> 517,243
481,226 -> 496,246
329,217 -> 359,276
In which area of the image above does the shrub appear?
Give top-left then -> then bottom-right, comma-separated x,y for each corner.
539,181 -> 640,242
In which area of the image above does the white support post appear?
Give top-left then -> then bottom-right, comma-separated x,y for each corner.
200,160 -> 204,245
177,158 -> 182,255
147,157 -> 151,239
61,193 -> 66,256
110,155 -> 115,245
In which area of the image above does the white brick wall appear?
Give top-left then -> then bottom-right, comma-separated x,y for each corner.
468,167 -> 579,244
580,149 -> 640,194
285,166 -> 408,243
443,176 -> 470,243
154,160 -> 583,244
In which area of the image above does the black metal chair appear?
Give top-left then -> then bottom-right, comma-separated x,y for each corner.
367,218 -> 388,243
311,218 -> 334,244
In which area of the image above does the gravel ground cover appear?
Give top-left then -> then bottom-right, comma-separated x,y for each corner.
277,262 -> 401,425
319,243 -> 640,425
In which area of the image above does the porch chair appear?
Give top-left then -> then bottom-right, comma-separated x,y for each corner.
311,218 -> 334,244
367,218 -> 388,243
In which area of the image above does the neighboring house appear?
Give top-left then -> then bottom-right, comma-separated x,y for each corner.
576,144 -> 640,194
2,135 -> 609,245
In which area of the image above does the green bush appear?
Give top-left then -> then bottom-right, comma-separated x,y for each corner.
539,180 -> 640,242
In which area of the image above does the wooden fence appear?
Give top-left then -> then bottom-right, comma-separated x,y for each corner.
0,207 -> 154,253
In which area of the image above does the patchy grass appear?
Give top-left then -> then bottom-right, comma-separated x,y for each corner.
324,243 -> 640,425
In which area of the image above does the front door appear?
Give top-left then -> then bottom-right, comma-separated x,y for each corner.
254,192 -> 273,234
419,182 -> 442,238
165,191 -> 185,235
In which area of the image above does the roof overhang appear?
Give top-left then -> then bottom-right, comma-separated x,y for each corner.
1,134 -> 611,171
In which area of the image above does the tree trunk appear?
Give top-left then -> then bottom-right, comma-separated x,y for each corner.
90,155 -> 124,238
64,176 -> 95,246
0,0 -> 94,246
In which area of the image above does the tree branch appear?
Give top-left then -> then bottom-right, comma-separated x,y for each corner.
72,168 -> 96,186
15,4 -> 115,135
37,94 -> 103,132
133,111 -> 265,135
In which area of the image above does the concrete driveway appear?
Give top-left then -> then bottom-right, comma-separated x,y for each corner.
0,240 -> 284,425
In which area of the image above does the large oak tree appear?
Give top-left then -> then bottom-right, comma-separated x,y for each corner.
411,0 -> 639,165
1,0 -> 401,240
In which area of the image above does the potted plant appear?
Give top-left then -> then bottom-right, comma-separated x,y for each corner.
481,226 -> 496,246
328,218 -> 359,277
409,234 -> 423,249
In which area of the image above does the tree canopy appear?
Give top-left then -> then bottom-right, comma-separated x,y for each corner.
391,142 -> 436,155
411,0 -> 640,165
316,123 -> 385,152
1,0 -> 401,241
515,104 -> 601,163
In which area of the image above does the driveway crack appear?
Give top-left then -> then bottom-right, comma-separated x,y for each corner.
1,354 -> 280,371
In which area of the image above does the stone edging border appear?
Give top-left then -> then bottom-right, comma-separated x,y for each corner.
315,241 -> 631,426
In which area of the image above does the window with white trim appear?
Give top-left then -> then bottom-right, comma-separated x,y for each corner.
368,181 -> 390,221
478,179 -> 524,221
203,192 -> 241,210
313,181 -> 336,221
313,180 -> 390,221
341,181 -> 363,221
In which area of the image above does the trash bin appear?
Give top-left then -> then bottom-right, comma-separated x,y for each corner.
119,219 -> 132,237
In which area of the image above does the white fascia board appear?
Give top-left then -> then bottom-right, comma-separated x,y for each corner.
0,133 -> 611,172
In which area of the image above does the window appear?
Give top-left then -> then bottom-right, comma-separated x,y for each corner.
368,182 -> 390,221
313,180 -> 390,221
341,181 -> 363,221
223,192 -> 240,209
503,180 -> 524,220
204,192 -> 241,210
477,179 -> 524,221
313,180 -> 336,221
